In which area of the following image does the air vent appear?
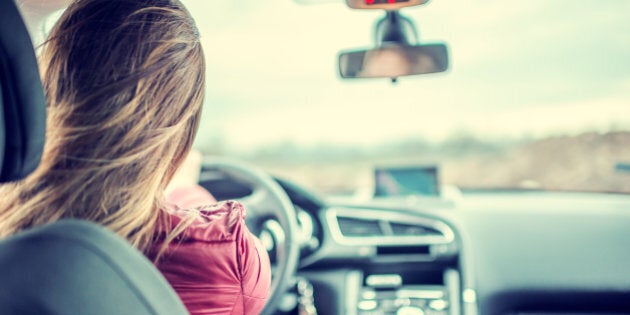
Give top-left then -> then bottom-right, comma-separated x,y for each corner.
337,217 -> 383,236
390,222 -> 442,237
326,207 -> 455,246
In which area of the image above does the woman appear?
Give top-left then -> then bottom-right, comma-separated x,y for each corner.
0,0 -> 270,314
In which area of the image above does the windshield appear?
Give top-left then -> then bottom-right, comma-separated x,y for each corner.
36,0 -> 627,195
182,0 -> 630,195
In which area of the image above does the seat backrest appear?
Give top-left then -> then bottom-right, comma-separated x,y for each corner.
0,220 -> 190,315
0,0 -> 46,183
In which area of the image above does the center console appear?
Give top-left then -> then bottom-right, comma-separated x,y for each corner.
299,267 -> 461,315
296,207 -> 462,315
357,269 -> 460,315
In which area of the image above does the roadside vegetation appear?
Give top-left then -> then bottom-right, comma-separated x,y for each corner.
202,131 -> 630,195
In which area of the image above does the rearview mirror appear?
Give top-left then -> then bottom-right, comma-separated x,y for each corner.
338,44 -> 449,79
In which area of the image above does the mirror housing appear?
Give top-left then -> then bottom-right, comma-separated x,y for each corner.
338,44 -> 449,79
345,0 -> 429,11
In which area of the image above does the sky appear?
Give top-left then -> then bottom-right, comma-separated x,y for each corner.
184,0 -> 630,153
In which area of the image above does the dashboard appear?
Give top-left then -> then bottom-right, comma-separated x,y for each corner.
200,167 -> 630,315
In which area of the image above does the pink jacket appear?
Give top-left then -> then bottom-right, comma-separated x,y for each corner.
148,185 -> 271,314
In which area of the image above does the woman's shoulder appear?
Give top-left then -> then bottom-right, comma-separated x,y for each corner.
162,200 -> 248,243
153,200 -> 271,314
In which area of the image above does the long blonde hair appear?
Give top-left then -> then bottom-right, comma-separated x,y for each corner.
0,0 -> 205,253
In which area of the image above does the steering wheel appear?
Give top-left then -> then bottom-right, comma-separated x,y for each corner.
201,159 -> 300,315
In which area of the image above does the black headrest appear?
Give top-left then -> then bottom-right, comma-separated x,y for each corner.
0,0 -> 46,183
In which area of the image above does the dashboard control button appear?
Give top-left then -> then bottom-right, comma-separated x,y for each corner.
358,300 -> 378,311
428,299 -> 448,311
396,306 -> 425,315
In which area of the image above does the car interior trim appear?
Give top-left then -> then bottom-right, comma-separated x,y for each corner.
325,207 -> 455,246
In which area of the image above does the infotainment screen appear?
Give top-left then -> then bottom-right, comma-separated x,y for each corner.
374,165 -> 439,197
